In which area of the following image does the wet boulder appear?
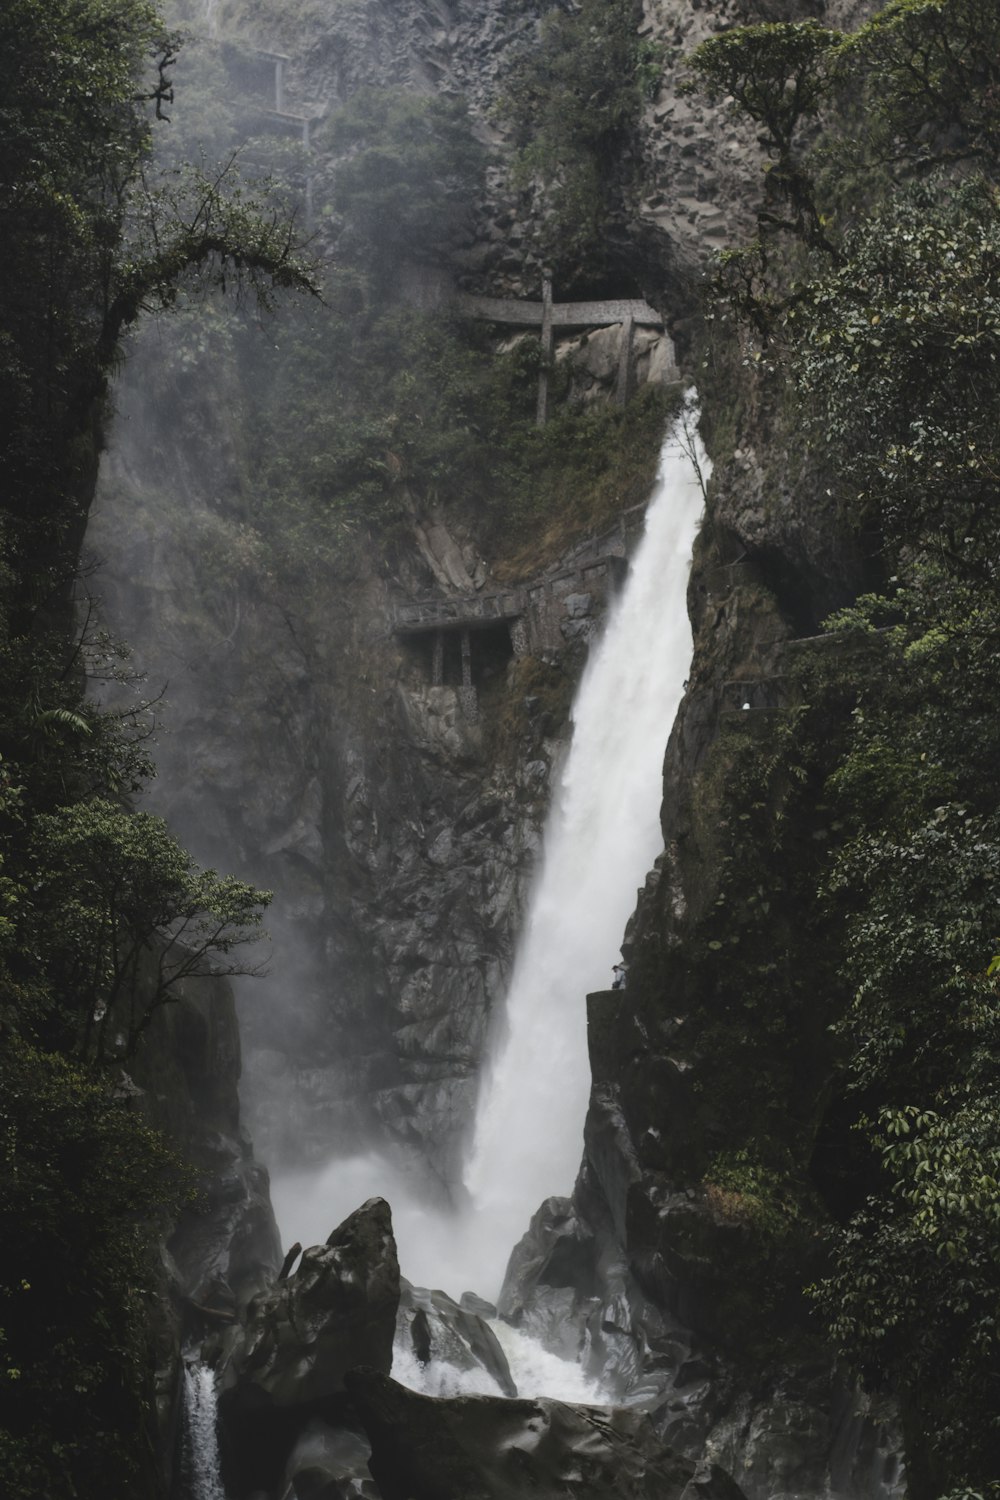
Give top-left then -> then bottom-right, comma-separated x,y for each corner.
498,1196 -> 600,1363
345,1366 -> 744,1500
396,1279 -> 516,1396
280,1418 -> 381,1500
216,1199 -> 399,1496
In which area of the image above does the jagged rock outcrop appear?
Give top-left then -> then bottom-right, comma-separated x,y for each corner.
396,1278 -> 517,1396
133,968 -> 281,1313
128,967 -> 281,1491
501,1183 -> 903,1499
344,1365 -> 745,1500
280,1418 -> 382,1500
215,1197 -> 400,1495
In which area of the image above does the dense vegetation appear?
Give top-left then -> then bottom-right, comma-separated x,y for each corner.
497,0 -> 662,281
0,1 -> 312,1493
686,2 -> 1000,1491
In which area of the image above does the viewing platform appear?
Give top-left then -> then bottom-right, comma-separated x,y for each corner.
461,280 -> 665,422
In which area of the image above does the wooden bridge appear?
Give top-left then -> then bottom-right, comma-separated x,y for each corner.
460,279 -> 664,423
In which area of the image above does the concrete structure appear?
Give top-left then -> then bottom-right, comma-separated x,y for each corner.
393,506 -> 649,715
214,41 -> 321,223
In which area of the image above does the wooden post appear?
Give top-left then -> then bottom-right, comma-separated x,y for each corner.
536,272 -> 554,427
459,630 -> 478,720
432,631 -> 444,687
615,314 -> 634,407
461,628 -> 473,689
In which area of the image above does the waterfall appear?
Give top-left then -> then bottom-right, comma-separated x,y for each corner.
181,1361 -> 226,1500
458,405 -> 707,1297
270,406 -> 706,1317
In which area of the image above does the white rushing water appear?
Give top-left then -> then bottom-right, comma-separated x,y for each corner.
460,407 -> 707,1297
391,1316 -> 610,1404
181,1361 -> 226,1500
272,405 -> 707,1371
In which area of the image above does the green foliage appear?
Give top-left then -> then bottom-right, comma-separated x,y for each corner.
145,274 -> 677,589
322,90 -> 487,280
684,20 -> 842,257
788,176 -> 1000,552
684,21 -> 839,155
0,0 -> 167,580
497,0 -> 659,277
808,577 -> 1000,1494
27,798 -> 269,1062
836,0 -> 1000,166
0,2 -> 305,1491
685,13 -> 1000,1472
0,0 -> 315,623
704,1146 -> 804,1237
0,1037 -> 190,1500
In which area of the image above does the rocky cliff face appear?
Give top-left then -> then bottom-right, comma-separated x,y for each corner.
128,966 -> 281,1493
92,384 -> 649,1193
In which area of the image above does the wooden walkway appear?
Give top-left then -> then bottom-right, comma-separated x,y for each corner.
461,279 -> 664,423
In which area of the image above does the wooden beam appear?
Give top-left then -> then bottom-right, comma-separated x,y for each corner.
459,294 -> 662,329
615,314 -> 634,407
537,274 -> 554,426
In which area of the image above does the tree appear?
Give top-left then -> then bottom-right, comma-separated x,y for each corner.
497,0 -> 661,278
324,90 -> 487,281
789,176 -> 1000,567
27,797 -> 269,1062
683,21 -> 842,256
0,2 -> 300,1493
685,3 -> 1000,1487
0,0 -> 316,625
0,1038 -> 190,1500
837,0 -> 1000,167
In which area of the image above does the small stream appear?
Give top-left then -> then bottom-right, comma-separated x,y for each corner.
181,1360 -> 226,1500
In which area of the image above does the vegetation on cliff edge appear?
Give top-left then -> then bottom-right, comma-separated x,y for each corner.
0,0 -> 310,1492
687,2 -> 1000,1491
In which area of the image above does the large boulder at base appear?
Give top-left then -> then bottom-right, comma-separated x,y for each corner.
344,1366 -> 746,1500
280,1418 -> 381,1500
216,1199 -> 399,1497
396,1278 -> 517,1396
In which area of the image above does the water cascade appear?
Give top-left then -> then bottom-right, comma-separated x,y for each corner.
180,1360 -> 226,1500
392,1315 -> 610,1403
461,413 -> 707,1297
273,409 -> 707,1319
